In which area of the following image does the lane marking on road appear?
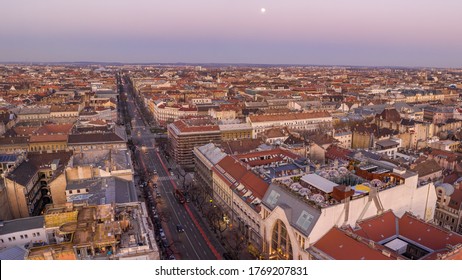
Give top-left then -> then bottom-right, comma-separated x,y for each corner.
161,174 -> 201,259
155,151 -> 222,260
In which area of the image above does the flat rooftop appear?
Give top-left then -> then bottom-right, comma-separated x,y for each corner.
67,177 -> 137,205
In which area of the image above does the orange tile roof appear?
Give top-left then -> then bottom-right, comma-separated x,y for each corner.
350,210 -> 462,259
428,149 -> 462,162
239,171 -> 268,199
353,210 -> 398,242
325,145 -> 351,161
312,227 -> 398,260
13,126 -> 40,136
248,111 -> 331,123
171,119 -> 220,134
215,156 -> 248,182
50,104 -> 79,112
398,212 -> 462,251
448,188 -> 462,210
35,123 -> 73,134
29,134 -> 68,143
214,155 -> 269,200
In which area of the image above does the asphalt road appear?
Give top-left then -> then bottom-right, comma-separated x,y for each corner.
120,75 -> 222,260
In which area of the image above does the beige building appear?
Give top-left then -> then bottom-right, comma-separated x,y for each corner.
259,155 -> 436,260
212,155 -> 269,250
333,130 -> 352,149
28,134 -> 68,152
430,140 -> 460,152
151,101 -> 199,125
208,108 -> 236,120
247,111 -> 332,138
219,123 -> 252,141
0,183 -> 13,221
4,151 -> 73,219
0,137 -> 29,154
67,132 -> 127,153
193,143 -> 226,200
15,107 -> 50,121
434,184 -> 462,234
26,203 -> 158,260
50,104 -> 80,118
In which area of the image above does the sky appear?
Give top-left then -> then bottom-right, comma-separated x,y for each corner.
1,0 -> 461,67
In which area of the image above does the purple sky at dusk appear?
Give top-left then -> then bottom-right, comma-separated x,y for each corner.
1,0 -> 461,67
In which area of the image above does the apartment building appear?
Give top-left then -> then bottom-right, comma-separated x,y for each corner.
247,111 -> 332,138
168,118 -> 221,168
4,151 -> 73,219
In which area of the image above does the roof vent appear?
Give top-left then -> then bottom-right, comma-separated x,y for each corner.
51,159 -> 60,171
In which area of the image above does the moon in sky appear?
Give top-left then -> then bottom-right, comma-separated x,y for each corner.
261,8 -> 266,14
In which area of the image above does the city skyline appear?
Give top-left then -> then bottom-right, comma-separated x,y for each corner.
1,0 -> 462,68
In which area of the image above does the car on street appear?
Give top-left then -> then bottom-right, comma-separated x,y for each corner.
159,229 -> 166,240
176,224 -> 184,233
161,239 -> 169,248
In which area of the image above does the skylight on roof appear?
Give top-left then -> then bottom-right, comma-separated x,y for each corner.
266,190 -> 280,208
296,210 -> 314,231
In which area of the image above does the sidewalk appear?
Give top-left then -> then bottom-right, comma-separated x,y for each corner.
188,203 -> 228,257
165,156 -> 255,260
189,202 -> 255,260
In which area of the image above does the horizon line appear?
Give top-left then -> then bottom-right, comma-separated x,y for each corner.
0,61 -> 461,70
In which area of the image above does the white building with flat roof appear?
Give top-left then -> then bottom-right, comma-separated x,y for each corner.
259,155 -> 437,260
0,216 -> 47,250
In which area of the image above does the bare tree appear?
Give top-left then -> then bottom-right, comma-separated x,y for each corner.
176,167 -> 187,189
190,182 -> 208,213
226,228 -> 248,260
157,210 -> 171,223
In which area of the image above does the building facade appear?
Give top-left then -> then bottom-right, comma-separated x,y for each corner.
168,119 -> 221,168
247,111 -> 332,138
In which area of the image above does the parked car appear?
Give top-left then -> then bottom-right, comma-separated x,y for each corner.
159,229 -> 166,240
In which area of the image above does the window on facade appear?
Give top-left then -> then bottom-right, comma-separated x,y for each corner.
271,220 -> 293,260
8,238 -> 11,242
33,233 -> 36,237
24,234 -> 28,238
37,232 -> 40,237
12,237 -> 16,241
20,235 -> 24,239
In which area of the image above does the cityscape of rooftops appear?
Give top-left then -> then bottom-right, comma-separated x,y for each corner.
1,1 -> 462,261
